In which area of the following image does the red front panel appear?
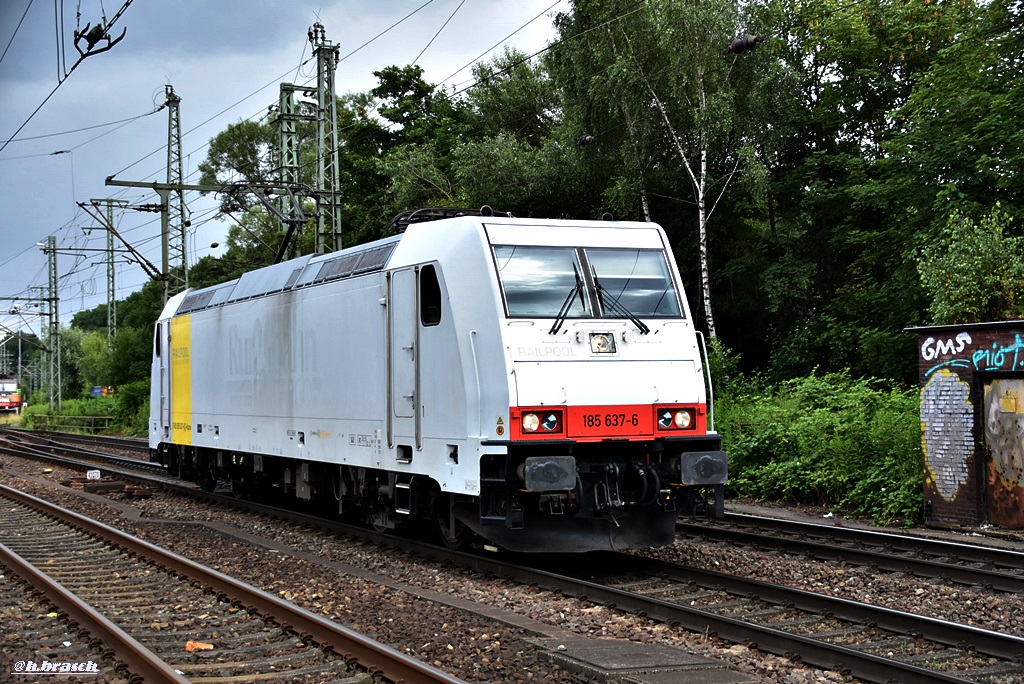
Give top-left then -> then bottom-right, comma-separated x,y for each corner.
510,404 -> 707,441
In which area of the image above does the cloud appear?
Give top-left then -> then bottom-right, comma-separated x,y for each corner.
0,0 -> 562,329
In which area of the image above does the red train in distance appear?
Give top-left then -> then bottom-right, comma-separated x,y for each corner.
0,378 -> 23,413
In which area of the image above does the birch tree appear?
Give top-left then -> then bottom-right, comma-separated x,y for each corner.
550,0 -> 766,338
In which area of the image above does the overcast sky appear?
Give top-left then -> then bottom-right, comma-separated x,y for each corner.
0,0 -> 563,336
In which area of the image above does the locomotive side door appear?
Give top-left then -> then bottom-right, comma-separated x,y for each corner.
158,321 -> 170,439
388,268 -> 419,450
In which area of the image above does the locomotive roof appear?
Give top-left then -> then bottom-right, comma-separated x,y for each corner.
170,215 -> 666,318
175,234 -> 403,316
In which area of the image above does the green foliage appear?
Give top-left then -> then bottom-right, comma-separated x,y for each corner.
57,327 -> 86,400
20,396 -> 115,431
917,206 -> 1024,324
60,396 -> 115,417
107,327 -> 153,386
198,120 -> 277,214
717,369 -> 922,525
379,143 -> 461,209
468,47 -> 557,146
77,330 -> 109,390
112,380 -> 150,437
19,401 -> 47,429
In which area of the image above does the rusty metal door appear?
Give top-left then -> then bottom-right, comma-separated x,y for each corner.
983,378 -> 1024,528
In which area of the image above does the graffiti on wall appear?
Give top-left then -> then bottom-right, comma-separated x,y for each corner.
983,379 -> 1024,527
985,380 -> 1024,484
920,369 -> 973,500
918,324 -> 1024,527
923,332 -> 1024,377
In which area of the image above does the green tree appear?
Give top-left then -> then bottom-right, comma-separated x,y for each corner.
745,0 -> 981,382
549,0 -> 778,338
372,65 -> 476,224
883,0 -> 1023,233
468,47 -> 558,146
57,327 -> 86,400
918,207 -> 1024,324
77,330 -> 109,390
107,326 -> 153,386
198,120 -> 278,214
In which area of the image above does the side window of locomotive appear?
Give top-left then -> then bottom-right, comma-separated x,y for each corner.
420,264 -> 442,326
493,245 -> 587,318
586,248 -> 682,318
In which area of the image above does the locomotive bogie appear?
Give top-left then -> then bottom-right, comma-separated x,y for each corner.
149,215 -> 727,552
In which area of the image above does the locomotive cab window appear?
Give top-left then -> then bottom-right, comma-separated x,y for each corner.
492,244 -> 682,319
588,248 -> 682,317
420,264 -> 442,326
493,245 -> 587,318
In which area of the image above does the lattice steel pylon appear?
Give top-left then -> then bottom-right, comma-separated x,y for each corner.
310,23 -> 343,253
272,83 -> 314,259
165,84 -> 188,297
45,240 -> 60,412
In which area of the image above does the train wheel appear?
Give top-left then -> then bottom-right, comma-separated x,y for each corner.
368,501 -> 392,533
436,494 -> 469,550
230,475 -> 251,499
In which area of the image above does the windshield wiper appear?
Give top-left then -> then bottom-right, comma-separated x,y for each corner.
549,262 -> 586,334
593,268 -> 650,335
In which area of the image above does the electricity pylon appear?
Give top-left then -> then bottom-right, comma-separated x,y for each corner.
165,85 -> 188,297
310,23 -> 342,253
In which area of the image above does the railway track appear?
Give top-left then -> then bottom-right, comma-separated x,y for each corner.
552,552 -> 1024,684
5,430 -> 1023,682
1,562 -> 130,682
678,513 -> 1024,594
0,427 -> 163,475
0,482 -> 465,684
16,429 -> 150,454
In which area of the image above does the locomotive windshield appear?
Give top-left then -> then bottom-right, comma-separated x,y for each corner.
493,245 -> 682,319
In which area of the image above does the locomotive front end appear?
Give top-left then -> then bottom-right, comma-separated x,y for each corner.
463,221 -> 727,552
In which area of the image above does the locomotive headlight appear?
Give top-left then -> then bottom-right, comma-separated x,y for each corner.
519,410 -> 562,434
589,332 -> 616,354
657,408 -> 694,430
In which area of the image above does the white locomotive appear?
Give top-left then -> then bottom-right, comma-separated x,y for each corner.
149,211 -> 727,552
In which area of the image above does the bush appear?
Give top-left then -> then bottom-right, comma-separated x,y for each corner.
717,369 -> 923,525
112,380 -> 151,437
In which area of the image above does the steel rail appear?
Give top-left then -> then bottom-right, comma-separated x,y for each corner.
607,553 -> 1024,659
3,438 -> 1015,682
718,512 -> 1024,569
0,540 -> 191,684
33,429 -> 149,453
678,520 -> 1024,593
0,431 -> 166,475
520,552 -> 1014,684
0,483 -> 467,684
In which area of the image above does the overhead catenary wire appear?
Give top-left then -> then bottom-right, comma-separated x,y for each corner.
0,0 -> 135,156
413,0 -> 466,65
6,2 -> 588,311
6,3 -> 574,321
0,105 -> 164,148
0,0 -> 34,67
